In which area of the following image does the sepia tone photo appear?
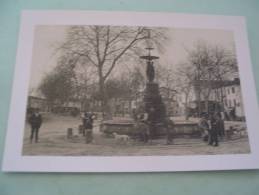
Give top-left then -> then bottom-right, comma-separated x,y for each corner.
22,24 -> 250,156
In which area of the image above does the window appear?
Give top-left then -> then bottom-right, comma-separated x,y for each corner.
232,87 -> 235,94
223,87 -> 226,95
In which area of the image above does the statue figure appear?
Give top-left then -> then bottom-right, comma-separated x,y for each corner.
146,60 -> 155,82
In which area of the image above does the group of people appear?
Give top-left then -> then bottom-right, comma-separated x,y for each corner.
29,108 -> 224,147
28,109 -> 96,144
80,109 -> 175,145
199,112 -> 225,147
135,110 -> 175,145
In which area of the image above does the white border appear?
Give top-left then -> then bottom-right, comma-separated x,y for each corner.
2,10 -> 259,172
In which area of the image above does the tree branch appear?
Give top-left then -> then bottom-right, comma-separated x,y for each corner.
103,28 -> 146,80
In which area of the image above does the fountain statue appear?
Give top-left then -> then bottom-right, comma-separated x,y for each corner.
140,45 -> 166,138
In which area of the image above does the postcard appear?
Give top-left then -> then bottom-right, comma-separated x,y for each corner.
2,10 -> 259,172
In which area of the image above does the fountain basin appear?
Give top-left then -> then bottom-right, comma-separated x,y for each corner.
100,119 -> 200,137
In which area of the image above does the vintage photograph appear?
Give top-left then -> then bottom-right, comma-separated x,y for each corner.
3,11 -> 259,172
22,24 -> 250,156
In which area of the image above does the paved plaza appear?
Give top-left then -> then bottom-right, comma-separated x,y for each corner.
22,114 -> 250,156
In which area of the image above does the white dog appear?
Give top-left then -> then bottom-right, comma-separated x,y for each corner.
112,132 -> 130,144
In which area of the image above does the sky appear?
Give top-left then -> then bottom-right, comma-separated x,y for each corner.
29,25 -> 236,93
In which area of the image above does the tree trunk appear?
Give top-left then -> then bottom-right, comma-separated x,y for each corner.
197,91 -> 201,117
99,78 -> 105,116
220,86 -> 225,112
98,76 -> 112,120
184,93 -> 189,120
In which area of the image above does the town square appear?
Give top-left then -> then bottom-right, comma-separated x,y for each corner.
23,25 -> 250,156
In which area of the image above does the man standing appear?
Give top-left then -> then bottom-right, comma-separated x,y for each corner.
82,112 -> 88,136
84,112 -> 94,144
199,113 -> 209,142
218,113 -> 225,139
136,115 -> 149,143
147,107 -> 156,140
164,116 -> 174,145
209,113 -> 220,147
28,109 -> 42,143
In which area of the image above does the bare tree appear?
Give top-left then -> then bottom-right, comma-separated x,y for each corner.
186,41 -> 238,114
73,58 -> 98,111
156,64 -> 177,98
209,45 -> 238,108
58,25 -> 168,117
175,63 -> 196,120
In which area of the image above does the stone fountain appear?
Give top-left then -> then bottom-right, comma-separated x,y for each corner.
100,30 -> 200,138
140,47 -> 166,138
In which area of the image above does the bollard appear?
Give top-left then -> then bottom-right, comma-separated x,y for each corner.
67,128 -> 73,139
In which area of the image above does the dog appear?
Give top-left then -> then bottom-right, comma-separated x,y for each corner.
112,132 -> 130,144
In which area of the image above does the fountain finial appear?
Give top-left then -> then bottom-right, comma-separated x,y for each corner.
140,30 -> 159,82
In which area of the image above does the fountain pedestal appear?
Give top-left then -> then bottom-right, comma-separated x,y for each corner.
144,82 -> 166,137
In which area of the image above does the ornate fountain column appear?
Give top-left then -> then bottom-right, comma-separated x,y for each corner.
140,47 -> 166,138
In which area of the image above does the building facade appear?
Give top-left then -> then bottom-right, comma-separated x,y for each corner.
176,76 -> 245,119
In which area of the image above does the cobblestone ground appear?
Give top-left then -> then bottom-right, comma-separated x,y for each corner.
22,114 -> 250,156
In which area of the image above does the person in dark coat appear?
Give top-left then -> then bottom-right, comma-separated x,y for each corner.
199,113 -> 209,142
209,113 -> 220,147
136,114 -> 150,143
28,109 -> 42,143
218,113 -> 225,139
147,107 -> 156,140
83,112 -> 94,144
82,112 -> 88,136
164,116 -> 175,145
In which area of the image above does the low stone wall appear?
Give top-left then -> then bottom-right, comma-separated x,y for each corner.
174,122 -> 200,136
100,120 -> 135,136
100,120 -> 200,137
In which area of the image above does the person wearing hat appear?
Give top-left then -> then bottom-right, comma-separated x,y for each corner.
84,112 -> 94,144
209,113 -> 221,147
199,113 -> 209,142
28,109 -> 42,143
136,113 -> 149,143
164,116 -> 175,145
